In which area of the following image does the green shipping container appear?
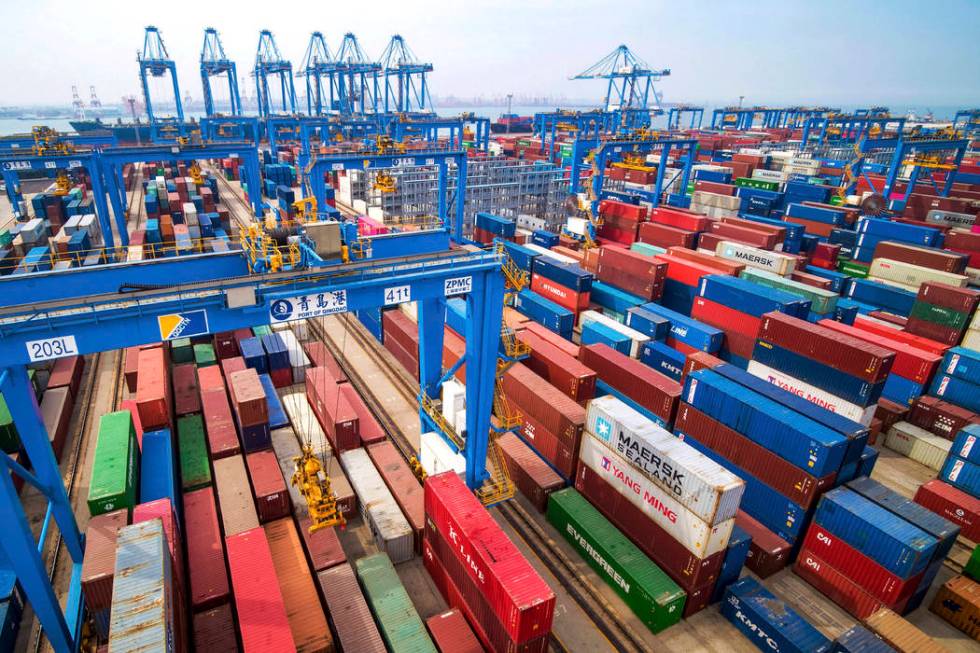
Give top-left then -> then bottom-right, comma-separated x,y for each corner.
87,411 -> 139,516
630,242 -> 667,258
355,554 -> 437,653
740,268 -> 838,314
547,488 -> 685,633
170,338 -> 194,364
193,344 -> 217,367
734,177 -> 779,192
177,414 -> 211,491
965,544 -> 980,582
910,301 -> 970,331
0,395 -> 20,454
840,260 -> 870,278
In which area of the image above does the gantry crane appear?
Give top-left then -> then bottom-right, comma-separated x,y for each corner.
138,26 -> 183,123
253,29 -> 297,117
299,32 -> 338,116
334,33 -> 381,115
377,35 -> 434,114
572,44 -> 670,116
200,27 -> 242,117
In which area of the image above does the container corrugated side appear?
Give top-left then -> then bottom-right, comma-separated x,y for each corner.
547,488 -> 685,633
884,422 -> 951,471
88,411 -> 139,516
864,608 -> 948,653
913,480 -> 980,542
177,414 -> 211,492
355,553 -> 437,653
183,487 -> 229,611
794,547 -> 888,620
579,432 -> 734,557
108,520 -> 177,652
192,604 -> 237,652
225,527 -> 295,652
425,609 -> 483,653
81,509 -> 128,621
213,455 -> 259,537
339,448 -> 414,563
930,576 -> 980,640
367,441 -> 424,551
586,395 -> 744,524
722,577 -> 832,653
317,564 -> 386,653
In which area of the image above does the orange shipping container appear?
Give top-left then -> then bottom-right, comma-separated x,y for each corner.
136,347 -> 172,430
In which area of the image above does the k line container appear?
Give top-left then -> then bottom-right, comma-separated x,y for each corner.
340,448 -> 414,563
355,553 -> 437,653
587,395 -> 744,524
316,564 -> 387,653
183,487 -> 230,611
548,488 -> 685,632
225,527 -> 296,652
213,455 -> 259,537
722,577 -> 832,653
579,433 -> 735,557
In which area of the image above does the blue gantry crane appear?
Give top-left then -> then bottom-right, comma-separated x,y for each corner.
200,27 -> 242,117
572,45 -> 670,115
299,32 -> 338,116
377,35 -> 434,114
253,29 -> 297,117
138,26 -> 183,124
334,33 -> 381,115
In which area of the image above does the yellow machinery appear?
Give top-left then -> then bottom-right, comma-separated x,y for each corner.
32,126 -> 74,156
239,222 -> 300,273
291,444 -> 346,533
292,196 -> 317,221
188,162 -> 204,186
373,171 -> 397,193
611,151 -> 655,172
53,171 -> 72,196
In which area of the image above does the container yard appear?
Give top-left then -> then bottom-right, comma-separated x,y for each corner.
1,6 -> 980,653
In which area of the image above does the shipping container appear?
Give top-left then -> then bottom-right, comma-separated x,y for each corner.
913,479 -> 980,542
263,518 -> 334,652
47,355 -> 84,399
340,448 -> 414,563
794,547 -> 888,620
316,564 -> 387,653
225,527 -> 296,652
40,386 -> 72,459
722,577 -> 832,653
183,487 -> 230,612
503,362 -> 585,445
339,383 -> 386,445
863,608 -> 947,653
200,389 -> 240,459
497,432 -> 565,511
516,328 -> 597,402
297,517 -> 346,571
245,450 -> 291,523
306,367 -> 359,451
831,624 -> 896,653
548,488 -> 685,632
81,509 -> 128,638
228,368 -> 269,428
366,441 -> 424,551
177,414 -> 211,491
580,343 -> 681,425
930,575 -> 980,640
172,363 -> 202,416
192,604 -> 238,653
355,553 -> 437,653
884,422 -> 951,471
140,429 -> 180,518
425,609 -> 483,653
213,455 -> 260,537
136,347 -> 171,431
88,411 -> 139,516
736,510 -> 791,578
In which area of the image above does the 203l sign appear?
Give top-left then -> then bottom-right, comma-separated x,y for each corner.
26,335 -> 79,362
444,276 -> 472,297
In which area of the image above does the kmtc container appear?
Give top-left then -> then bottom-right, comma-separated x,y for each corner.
339,448 -> 414,563
355,553 -> 437,653
587,395 -> 744,524
722,577 -> 832,653
548,488 -> 685,632
317,564 -> 387,653
88,411 -> 139,516
177,414 -> 211,492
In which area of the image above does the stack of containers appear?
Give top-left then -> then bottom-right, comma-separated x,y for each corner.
198,366 -> 240,459
424,472 -> 555,652
579,310 -> 650,357
594,246 -> 667,301
529,255 -> 593,317
597,199 -> 647,244
305,367 -> 359,451
905,283 -> 979,346
579,343 -> 681,428
793,484 -> 951,619
693,275 -> 808,366
739,268 -> 840,323
750,312 -> 895,426
906,395 -> 977,441
652,247 -> 742,315
627,302 -> 724,356
497,433 -> 565,511
381,309 -> 420,379
513,289 -> 575,339
930,345 -> 980,415
579,395 -> 744,616
260,333 -> 293,388
936,424 -> 980,502
227,368 -> 270,452
515,328 -> 596,403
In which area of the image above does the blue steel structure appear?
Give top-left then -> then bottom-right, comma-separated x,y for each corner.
953,109 -> 980,138
390,115 -> 490,150
776,106 -> 838,129
0,239 -> 505,650
200,28 -> 242,117
377,35 -> 434,114
567,133 -> 698,197
711,106 -> 780,130
534,110 -> 619,158
572,45 -> 670,114
299,32 -> 338,116
253,30 -> 297,117
138,26 -> 184,124
334,33 -> 381,115
200,116 -> 261,143
0,132 -> 118,152
800,114 -> 906,149
666,105 -> 704,130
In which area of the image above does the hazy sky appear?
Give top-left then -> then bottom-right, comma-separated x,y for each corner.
1,0 -> 978,108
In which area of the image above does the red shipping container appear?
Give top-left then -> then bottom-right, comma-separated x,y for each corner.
305,367 -> 359,451
916,282 -> 980,314
220,356 -> 247,379
708,222 -> 777,250
637,222 -> 697,249
245,451 -> 291,523
212,332 -> 239,360
41,387 -> 72,460
367,441 -> 425,551
791,270 -> 833,290
575,462 -> 723,592
693,180 -> 736,196
904,318 -> 961,346
119,399 -> 145,449
654,253 -> 720,287
852,316 -> 950,356
124,347 -> 140,393
514,407 -> 577,479
172,363 -> 202,417
297,517 -> 346,571
184,487 -> 230,611
529,273 -> 589,312
200,390 -> 240,459
382,309 -> 419,356
339,384 -> 386,445
269,367 -> 293,389
133,498 -> 185,594
502,363 -> 585,445
783,215 -> 835,238
423,537 -> 549,653
736,510 -> 791,578
197,366 -> 224,394
759,312 -> 895,383
225,527 -> 296,652
675,404 -> 833,508
426,609 -> 483,653
192,604 -> 238,653
47,355 -> 85,399
794,548 -> 888,619
598,245 -> 669,280
228,369 -> 268,427
817,319 -> 940,384
596,223 -> 638,245
442,327 -> 467,382
385,337 -> 420,381
682,351 -> 724,383
302,341 -> 347,384
520,321 -> 579,358
720,216 -> 786,246
599,199 -> 647,222
578,344 -> 680,424
666,246 -> 745,276
425,472 -> 555,644
873,242 -> 966,274
649,207 -> 710,232
801,524 -> 923,605
135,347 -> 171,431
913,479 -> 980,542
516,329 -> 596,402
691,297 -> 761,341
907,396 -> 977,440
497,432 -> 565,512
81,509 -> 128,613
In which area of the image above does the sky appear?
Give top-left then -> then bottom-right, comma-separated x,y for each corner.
0,0 -> 978,109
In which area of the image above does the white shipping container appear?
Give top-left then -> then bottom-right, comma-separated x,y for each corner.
441,379 -> 465,423
398,300 -> 418,322
869,258 -> 968,289
884,422 -> 952,471
524,243 -> 576,264
579,310 -> 650,358
109,520 -> 176,652
715,241 -> 796,276
925,210 -> 976,229
579,433 -> 735,558
339,448 -> 414,563
586,396 -> 744,524
276,329 -> 311,383
421,431 -> 466,479
747,361 -> 876,425
280,391 -> 331,459
752,168 -> 786,182
962,329 -> 980,351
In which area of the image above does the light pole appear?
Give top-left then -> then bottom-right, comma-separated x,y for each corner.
506,93 -> 514,133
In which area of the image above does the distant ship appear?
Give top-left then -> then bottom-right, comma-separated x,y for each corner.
491,114 -> 534,134
70,118 -> 151,144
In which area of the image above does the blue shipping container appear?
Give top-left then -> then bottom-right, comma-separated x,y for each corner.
639,341 -> 684,381
930,374 -> 980,413
581,320 -> 632,356
698,276 -> 809,319
589,280 -> 644,315
722,577 -> 832,653
624,306 -> 670,341
858,447 -> 879,478
532,257 -> 593,292
950,425 -> 980,465
513,289 -> 574,339
831,625 -> 895,653
710,524 -> 752,603
639,302 -> 724,353
140,429 -> 180,519
939,455 -> 980,498
943,347 -> 980,386
531,229 -> 559,248
260,334 -> 289,370
239,337 -> 268,375
258,374 -> 289,430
